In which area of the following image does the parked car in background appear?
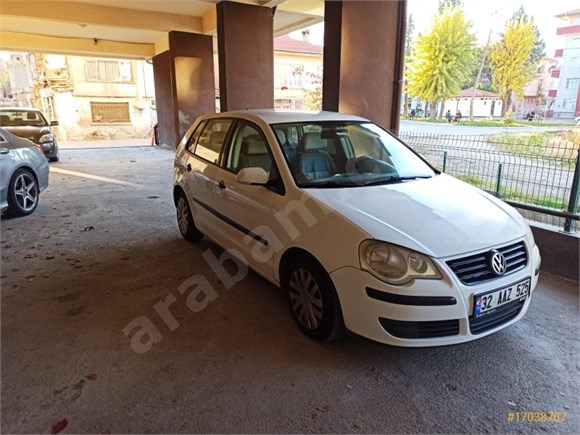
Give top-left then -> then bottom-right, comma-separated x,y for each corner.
173,110 -> 541,347
0,128 -> 49,217
0,108 -> 60,162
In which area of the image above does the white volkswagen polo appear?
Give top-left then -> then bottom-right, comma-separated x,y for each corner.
173,110 -> 541,347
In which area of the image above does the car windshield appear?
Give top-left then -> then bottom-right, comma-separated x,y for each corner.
270,121 -> 436,188
0,110 -> 48,127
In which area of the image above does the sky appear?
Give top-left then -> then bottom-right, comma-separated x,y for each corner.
292,0 -> 579,56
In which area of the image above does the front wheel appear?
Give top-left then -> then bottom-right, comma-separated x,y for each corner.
176,191 -> 203,242
6,169 -> 39,217
284,253 -> 345,342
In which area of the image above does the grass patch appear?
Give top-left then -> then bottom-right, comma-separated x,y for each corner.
455,174 -> 567,210
408,118 -> 574,127
488,130 -> 580,159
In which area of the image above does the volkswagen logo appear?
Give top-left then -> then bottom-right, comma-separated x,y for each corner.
489,250 -> 507,276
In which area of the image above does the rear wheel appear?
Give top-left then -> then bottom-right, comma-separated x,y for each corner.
6,169 -> 39,217
284,253 -> 345,342
176,191 -> 203,242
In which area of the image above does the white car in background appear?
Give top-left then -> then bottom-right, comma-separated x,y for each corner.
173,110 -> 541,347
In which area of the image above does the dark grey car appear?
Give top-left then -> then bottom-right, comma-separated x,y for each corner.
0,108 -> 60,161
0,128 -> 49,217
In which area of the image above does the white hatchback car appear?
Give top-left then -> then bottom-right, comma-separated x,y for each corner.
173,110 -> 541,347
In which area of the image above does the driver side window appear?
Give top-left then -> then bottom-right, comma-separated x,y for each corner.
225,123 -> 272,174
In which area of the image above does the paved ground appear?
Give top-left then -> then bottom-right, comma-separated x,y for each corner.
1,147 -> 578,434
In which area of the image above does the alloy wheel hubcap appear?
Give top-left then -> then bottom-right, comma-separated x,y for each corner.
177,197 -> 189,233
14,173 -> 37,212
289,268 -> 323,330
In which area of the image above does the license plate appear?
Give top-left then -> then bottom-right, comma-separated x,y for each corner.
473,278 -> 530,318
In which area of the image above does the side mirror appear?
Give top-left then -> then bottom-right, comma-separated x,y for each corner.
50,121 -> 59,126
235,167 -> 269,185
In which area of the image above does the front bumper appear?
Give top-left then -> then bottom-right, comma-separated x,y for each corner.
330,242 -> 541,347
40,141 -> 59,160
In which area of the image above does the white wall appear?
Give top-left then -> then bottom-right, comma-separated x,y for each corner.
443,97 -> 502,118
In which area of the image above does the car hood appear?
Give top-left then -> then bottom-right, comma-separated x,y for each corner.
306,174 -> 527,258
2,126 -> 52,144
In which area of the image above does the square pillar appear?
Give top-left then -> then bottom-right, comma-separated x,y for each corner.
323,1 -> 407,131
217,1 -> 274,111
153,31 -> 214,147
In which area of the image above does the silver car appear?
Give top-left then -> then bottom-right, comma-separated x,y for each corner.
0,128 -> 49,217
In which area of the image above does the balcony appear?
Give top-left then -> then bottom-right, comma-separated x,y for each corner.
551,69 -> 560,78
556,24 -> 580,35
554,48 -> 564,57
548,89 -> 558,97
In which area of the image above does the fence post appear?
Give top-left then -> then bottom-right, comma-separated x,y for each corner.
564,153 -> 580,233
495,163 -> 503,197
442,151 -> 448,172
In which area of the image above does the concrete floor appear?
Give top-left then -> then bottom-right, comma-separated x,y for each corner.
1,147 -> 578,434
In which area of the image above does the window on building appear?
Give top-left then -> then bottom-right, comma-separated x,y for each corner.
562,98 -> 577,110
275,64 -> 303,88
566,78 -> 580,89
85,59 -> 133,83
90,102 -> 131,123
568,57 -> 580,68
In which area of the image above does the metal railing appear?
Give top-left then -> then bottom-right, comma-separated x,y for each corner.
398,131 -> 580,233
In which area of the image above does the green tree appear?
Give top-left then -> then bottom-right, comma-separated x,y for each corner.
402,14 -> 415,118
511,7 -> 545,65
438,0 -> 462,13
490,17 -> 537,116
406,5 -> 476,120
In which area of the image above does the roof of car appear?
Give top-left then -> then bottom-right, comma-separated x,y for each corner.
209,109 -> 368,124
0,107 -> 41,112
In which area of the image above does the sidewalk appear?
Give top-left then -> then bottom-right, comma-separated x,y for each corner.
59,138 -> 152,149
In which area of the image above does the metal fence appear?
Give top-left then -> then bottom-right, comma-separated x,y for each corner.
398,131 -> 580,233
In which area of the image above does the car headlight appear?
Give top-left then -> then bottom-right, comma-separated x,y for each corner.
39,133 -> 54,144
359,240 -> 441,285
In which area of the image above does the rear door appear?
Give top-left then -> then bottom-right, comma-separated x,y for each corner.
0,131 -> 15,206
181,118 -> 233,238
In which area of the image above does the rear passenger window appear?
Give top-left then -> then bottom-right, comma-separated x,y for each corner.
194,119 -> 232,164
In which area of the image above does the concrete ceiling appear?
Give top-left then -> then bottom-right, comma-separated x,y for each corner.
0,0 -> 324,59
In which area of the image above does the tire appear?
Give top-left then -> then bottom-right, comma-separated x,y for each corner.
283,253 -> 345,342
175,191 -> 203,242
49,156 -> 59,162
6,169 -> 39,217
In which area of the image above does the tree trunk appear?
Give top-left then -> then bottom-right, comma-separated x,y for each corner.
429,101 -> 437,120
438,101 -> 445,119
501,91 -> 512,117
403,88 -> 409,118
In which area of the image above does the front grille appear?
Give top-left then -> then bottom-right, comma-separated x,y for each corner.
469,297 -> 526,335
379,317 -> 460,339
446,242 -> 527,285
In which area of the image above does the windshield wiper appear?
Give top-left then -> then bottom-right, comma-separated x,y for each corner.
362,175 -> 433,186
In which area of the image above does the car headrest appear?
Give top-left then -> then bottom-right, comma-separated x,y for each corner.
26,112 -> 36,121
300,132 -> 326,151
274,129 -> 286,145
244,134 -> 268,155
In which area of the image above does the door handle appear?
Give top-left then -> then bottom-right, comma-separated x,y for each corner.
217,180 -> 226,190
186,163 -> 192,172
0,148 -> 9,155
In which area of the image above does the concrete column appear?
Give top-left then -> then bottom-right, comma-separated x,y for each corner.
217,1 -> 274,111
153,31 -> 214,147
322,1 -> 407,131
